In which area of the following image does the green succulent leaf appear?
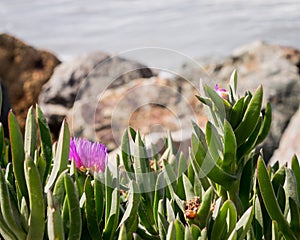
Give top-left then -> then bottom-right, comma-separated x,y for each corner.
8,111 -> 28,203
121,129 -> 134,174
256,102 -> 272,145
234,206 -> 254,240
119,181 -> 140,237
24,106 -> 37,159
47,190 -> 65,240
222,120 -> 237,174
257,157 -> 297,240
182,173 -> 195,201
45,120 -> 70,193
118,224 -> 127,240
234,85 -> 263,147
289,197 -> 300,238
230,69 -> 238,99
0,169 -> 26,239
94,177 -> 104,224
211,200 -> 237,240
272,220 -> 279,240
104,160 -> 120,240
230,97 -> 245,129
64,174 -> 82,240
36,104 -> 53,184
197,187 -> 213,229
206,121 -> 223,163
24,157 -> 45,240
291,155 -> 300,203
84,175 -> 101,240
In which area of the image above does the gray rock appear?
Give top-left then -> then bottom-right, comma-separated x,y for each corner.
39,51 -> 153,137
269,107 -> 300,166
180,41 -> 300,161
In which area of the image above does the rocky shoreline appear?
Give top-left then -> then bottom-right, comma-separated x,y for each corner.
1,33 -> 300,164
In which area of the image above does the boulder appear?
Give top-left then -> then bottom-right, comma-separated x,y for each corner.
0,33 -> 60,131
67,77 -> 204,152
39,52 -> 153,137
180,41 -> 300,161
269,107 -> 300,166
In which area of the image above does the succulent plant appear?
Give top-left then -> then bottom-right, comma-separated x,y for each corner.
0,70 -> 299,239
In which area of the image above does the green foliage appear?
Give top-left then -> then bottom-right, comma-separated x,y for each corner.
0,71 -> 299,239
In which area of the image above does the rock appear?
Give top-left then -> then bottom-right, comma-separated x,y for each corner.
39,52 -> 153,137
269,107 -> 300,166
67,77 -> 204,152
180,41 -> 300,161
0,33 -> 60,131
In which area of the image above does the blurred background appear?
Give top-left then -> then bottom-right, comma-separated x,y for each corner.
1,0 -> 300,68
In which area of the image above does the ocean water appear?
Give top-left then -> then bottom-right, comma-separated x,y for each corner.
1,0 -> 300,69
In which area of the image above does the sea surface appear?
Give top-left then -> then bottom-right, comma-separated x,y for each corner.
1,0 -> 300,69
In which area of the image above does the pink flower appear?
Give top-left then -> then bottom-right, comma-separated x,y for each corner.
215,84 -> 229,100
69,138 -> 108,174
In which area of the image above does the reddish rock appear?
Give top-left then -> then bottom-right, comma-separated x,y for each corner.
0,33 -> 60,130
68,77 -> 204,151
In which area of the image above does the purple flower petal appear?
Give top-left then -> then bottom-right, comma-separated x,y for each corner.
69,138 -> 108,174
215,84 -> 229,100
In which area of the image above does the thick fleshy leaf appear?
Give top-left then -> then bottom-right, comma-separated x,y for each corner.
94,177 -> 104,224
166,199 -> 175,223
234,85 -> 263,147
44,120 -> 70,193
197,187 -> 213,229
206,121 -> 223,163
230,70 -> 238,99
8,111 -> 28,203
36,104 -> 53,184
222,120 -> 236,174
211,200 -> 237,240
138,195 -> 157,235
236,117 -> 261,161
24,106 -> 37,159
0,215 -> 18,240
182,173 -> 195,201
235,206 -> 254,240
47,190 -> 65,240
64,174 -> 82,240
291,155 -> 300,203
192,151 -> 237,189
230,97 -> 245,129
121,129 -> 134,174
272,220 -> 279,240
24,158 -> 45,239
153,172 -> 164,226
118,224 -> 127,240
257,157 -> 297,240
256,102 -> 272,145
158,200 -> 168,240
0,169 -> 26,239
84,175 -> 101,239
119,181 -> 140,237
289,197 -> 300,238
104,163 -> 120,240
165,221 -> 177,240
283,168 -> 299,216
